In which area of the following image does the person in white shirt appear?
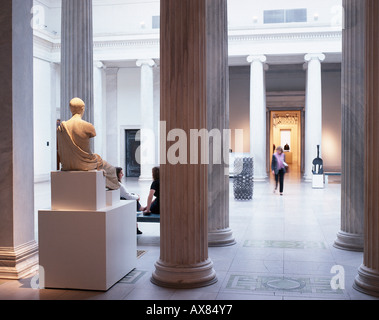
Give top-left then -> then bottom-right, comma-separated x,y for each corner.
116,167 -> 143,234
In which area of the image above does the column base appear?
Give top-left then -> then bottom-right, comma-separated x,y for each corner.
208,228 -> 236,247
0,241 -> 39,280
334,231 -> 364,252
303,175 -> 312,182
354,264 -> 379,297
151,258 -> 217,289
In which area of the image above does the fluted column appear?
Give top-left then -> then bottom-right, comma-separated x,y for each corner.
105,68 -> 119,166
207,0 -> 235,247
303,53 -> 325,181
247,55 -> 268,181
354,0 -> 379,297
93,61 -> 107,157
152,0 -> 217,288
61,0 -> 94,124
334,0 -> 365,252
137,59 -> 156,181
0,0 -> 38,280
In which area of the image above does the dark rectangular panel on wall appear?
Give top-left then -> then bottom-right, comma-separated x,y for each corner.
125,130 -> 141,177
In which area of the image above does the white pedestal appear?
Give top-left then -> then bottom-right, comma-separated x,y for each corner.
39,201 -> 136,291
312,174 -> 324,189
51,171 -> 107,211
39,171 -> 137,291
107,189 -> 120,207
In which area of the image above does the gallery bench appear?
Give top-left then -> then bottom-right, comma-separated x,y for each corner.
137,213 -> 160,223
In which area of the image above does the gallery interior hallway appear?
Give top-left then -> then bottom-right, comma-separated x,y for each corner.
0,173 -> 376,300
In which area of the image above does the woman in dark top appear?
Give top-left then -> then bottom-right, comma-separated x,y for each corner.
142,167 -> 160,216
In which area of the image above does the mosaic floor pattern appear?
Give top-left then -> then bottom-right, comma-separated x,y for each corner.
225,274 -> 345,298
243,240 -> 327,250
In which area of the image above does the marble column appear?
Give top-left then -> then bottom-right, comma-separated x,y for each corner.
334,0 -> 365,252
303,53 -> 325,181
60,0 -> 94,124
152,0 -> 217,289
354,0 -> 379,297
0,0 -> 38,280
247,55 -> 268,181
93,61 -> 107,157
136,59 -> 156,181
105,68 -> 119,166
207,0 -> 235,247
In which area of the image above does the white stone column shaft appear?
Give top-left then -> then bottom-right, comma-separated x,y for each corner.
247,55 -> 268,181
94,61 -> 107,157
60,0 -> 94,124
0,0 -> 38,280
303,53 -> 325,181
137,59 -> 156,181
105,68 -> 119,166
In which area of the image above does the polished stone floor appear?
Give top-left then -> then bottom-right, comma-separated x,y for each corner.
1,169 -> 378,300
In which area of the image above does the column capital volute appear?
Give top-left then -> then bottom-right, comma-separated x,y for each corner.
136,59 -> 156,68
304,53 -> 326,63
247,55 -> 267,64
95,61 -> 106,70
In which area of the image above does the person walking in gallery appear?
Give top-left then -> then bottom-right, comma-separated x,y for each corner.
141,167 -> 160,216
272,146 -> 288,196
116,167 -> 143,235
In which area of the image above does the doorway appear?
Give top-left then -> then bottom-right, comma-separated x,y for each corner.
125,130 -> 141,177
269,111 -> 302,173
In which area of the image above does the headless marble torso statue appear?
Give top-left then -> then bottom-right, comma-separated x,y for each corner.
57,98 -> 120,190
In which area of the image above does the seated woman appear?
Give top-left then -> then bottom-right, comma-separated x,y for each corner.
141,167 -> 160,216
116,167 -> 142,211
116,167 -> 143,235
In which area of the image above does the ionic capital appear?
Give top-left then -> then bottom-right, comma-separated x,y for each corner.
304,53 -> 326,63
247,55 -> 267,64
136,59 -> 156,68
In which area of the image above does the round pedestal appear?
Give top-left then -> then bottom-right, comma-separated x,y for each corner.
208,228 -> 236,247
334,231 -> 364,252
151,259 -> 217,289
354,264 -> 379,297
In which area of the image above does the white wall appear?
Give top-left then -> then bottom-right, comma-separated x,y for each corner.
33,58 -> 54,182
228,0 -> 342,28
116,66 -> 160,170
117,67 -> 141,169
37,0 -> 342,36
93,1 -> 160,35
117,68 -> 141,128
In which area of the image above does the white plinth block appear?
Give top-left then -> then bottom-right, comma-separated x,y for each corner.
312,174 -> 324,189
38,201 -> 137,291
106,189 -> 120,207
51,171 -> 107,211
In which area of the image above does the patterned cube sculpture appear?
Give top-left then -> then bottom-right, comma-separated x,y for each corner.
233,157 -> 254,200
